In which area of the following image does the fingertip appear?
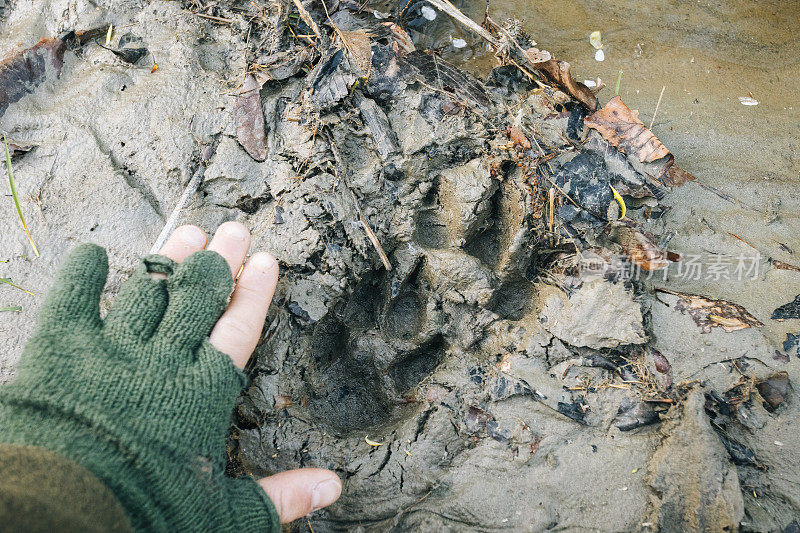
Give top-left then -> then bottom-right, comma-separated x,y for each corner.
157,225 -> 207,265
207,222 -> 252,277
176,225 -> 207,248
248,252 -> 279,277
217,221 -> 250,242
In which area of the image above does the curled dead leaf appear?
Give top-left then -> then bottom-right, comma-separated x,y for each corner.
585,96 -> 670,163
534,59 -> 598,111
772,259 -> 800,273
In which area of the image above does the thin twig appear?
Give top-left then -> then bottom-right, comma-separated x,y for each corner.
543,175 -> 579,208
290,0 -> 322,40
649,85 -> 665,130
423,0 -> 499,46
325,130 -> 392,270
194,12 -> 236,23
150,167 -> 205,254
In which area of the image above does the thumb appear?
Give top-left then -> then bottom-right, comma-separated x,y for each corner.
258,468 -> 342,523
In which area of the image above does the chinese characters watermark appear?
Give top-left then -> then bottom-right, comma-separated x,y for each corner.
578,253 -> 762,282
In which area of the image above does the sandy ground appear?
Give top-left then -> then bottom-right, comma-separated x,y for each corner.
1,0 -> 799,531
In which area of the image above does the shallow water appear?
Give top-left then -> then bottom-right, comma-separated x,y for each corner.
394,0 -> 800,348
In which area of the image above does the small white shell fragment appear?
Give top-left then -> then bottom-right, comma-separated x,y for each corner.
595,49 -> 605,62
589,31 -> 603,49
583,79 -> 597,88
452,38 -> 467,49
421,5 -> 436,20
739,96 -> 759,106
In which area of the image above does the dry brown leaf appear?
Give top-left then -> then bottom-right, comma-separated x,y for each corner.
534,59 -> 598,111
668,291 -> 763,333
584,96 -> 670,163
506,126 -> 531,149
234,74 -> 267,161
340,30 -> 373,78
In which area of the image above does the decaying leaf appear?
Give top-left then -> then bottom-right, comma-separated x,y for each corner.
506,126 -> 531,149
756,371 -> 789,412
0,37 -> 66,116
614,397 -> 660,431
234,74 -> 268,161
613,223 -> 668,271
310,49 -> 359,111
669,290 -> 763,333
771,259 -> 800,273
663,163 -> 696,186
340,30 -> 373,78
533,59 -> 598,111
584,96 -> 670,163
772,294 -> 800,321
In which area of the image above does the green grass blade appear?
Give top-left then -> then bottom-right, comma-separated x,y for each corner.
1,306 -> 22,312
4,136 -> 39,257
0,277 -> 34,295
614,69 -> 623,96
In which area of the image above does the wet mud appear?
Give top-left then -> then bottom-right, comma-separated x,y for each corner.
1,0 -> 799,531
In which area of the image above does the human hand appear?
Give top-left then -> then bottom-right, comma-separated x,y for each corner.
156,222 -> 342,523
0,222 -> 340,531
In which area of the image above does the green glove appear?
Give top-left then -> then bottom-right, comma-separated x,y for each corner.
0,244 -> 280,532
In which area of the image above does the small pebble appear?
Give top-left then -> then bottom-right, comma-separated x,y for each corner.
421,5 -> 436,20
595,49 -> 605,62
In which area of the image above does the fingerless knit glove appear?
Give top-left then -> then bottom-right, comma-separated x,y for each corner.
0,244 -> 280,531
